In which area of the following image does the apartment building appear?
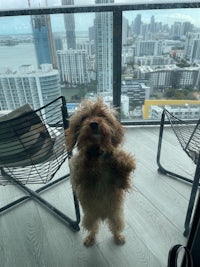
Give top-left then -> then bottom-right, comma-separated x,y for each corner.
122,46 -> 134,66
149,105 -> 200,120
184,32 -> 200,63
122,79 -> 150,108
136,40 -> 162,57
138,65 -> 200,91
56,49 -> 90,84
0,64 -> 60,110
95,0 -> 114,94
135,55 -> 173,67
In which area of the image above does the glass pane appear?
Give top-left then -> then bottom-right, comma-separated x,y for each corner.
122,8 -> 200,121
0,10 -> 114,114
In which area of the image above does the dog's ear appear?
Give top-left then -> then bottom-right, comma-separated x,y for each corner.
107,106 -> 124,146
65,126 -> 77,152
65,102 -> 89,152
112,120 -> 124,146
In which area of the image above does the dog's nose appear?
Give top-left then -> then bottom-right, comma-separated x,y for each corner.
90,122 -> 99,130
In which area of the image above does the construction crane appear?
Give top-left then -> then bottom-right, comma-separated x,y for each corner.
27,0 -> 48,8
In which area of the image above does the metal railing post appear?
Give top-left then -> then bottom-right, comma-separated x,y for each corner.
113,10 -> 122,112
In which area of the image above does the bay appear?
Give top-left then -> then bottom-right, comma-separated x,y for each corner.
0,43 -> 38,72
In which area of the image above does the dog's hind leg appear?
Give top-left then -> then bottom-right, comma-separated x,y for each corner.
108,213 -> 126,245
82,214 -> 99,247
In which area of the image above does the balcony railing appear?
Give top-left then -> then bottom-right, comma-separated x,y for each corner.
0,1 -> 200,124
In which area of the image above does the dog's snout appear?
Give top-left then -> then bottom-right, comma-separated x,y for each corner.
90,122 -> 99,130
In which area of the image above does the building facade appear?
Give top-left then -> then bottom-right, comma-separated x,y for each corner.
31,15 -> 57,69
121,79 -> 150,109
0,64 -> 60,111
184,32 -> 200,63
149,105 -> 200,120
95,0 -> 114,94
56,49 -> 90,84
136,41 -> 162,57
138,65 -> 200,91
62,0 -> 76,50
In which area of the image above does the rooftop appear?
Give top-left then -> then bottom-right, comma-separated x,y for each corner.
0,126 -> 195,267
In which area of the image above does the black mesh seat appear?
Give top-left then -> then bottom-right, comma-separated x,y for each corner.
0,96 -> 80,231
157,108 -> 200,237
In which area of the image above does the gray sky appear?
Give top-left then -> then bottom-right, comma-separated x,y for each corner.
0,0 -> 149,9
0,0 -> 199,34
0,0 -> 196,9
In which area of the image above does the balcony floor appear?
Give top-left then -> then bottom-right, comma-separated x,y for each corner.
0,126 -> 195,267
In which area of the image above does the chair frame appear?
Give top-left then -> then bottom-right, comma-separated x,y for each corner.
157,109 -> 200,237
0,96 -> 80,232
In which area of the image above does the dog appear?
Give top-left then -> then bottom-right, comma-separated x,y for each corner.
65,98 -> 136,247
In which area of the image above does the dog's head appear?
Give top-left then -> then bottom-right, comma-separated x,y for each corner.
65,98 -> 124,157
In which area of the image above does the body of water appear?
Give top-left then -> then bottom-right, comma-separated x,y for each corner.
0,31 -> 89,73
0,43 -> 38,72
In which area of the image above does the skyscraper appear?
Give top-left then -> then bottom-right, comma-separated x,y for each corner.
133,14 -> 141,36
95,0 -> 114,94
0,64 -> 60,110
31,15 -> 57,69
62,0 -> 76,49
150,15 -> 155,33
56,49 -> 90,84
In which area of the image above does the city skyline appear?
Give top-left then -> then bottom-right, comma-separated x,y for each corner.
1,0 -> 200,34
1,9 -> 200,36
1,0 -> 200,119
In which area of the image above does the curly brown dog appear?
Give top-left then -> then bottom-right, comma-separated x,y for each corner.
65,98 -> 136,247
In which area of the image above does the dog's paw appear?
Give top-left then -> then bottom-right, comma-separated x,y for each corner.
114,234 -> 126,245
83,235 -> 96,247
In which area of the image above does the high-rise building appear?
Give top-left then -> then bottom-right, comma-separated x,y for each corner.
62,0 -> 76,49
137,65 -> 200,91
31,15 -> 57,69
149,15 -> 156,34
54,35 -> 63,51
170,21 -> 182,38
180,22 -> 193,37
191,39 -> 200,64
133,14 -> 141,36
184,33 -> 200,63
122,16 -> 129,46
136,41 -> 162,56
0,64 -> 60,111
89,26 -> 95,42
95,0 -> 114,94
56,49 -> 90,84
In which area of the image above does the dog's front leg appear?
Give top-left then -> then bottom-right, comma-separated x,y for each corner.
82,213 -> 99,247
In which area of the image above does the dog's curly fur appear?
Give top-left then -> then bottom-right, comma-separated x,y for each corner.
65,98 -> 136,247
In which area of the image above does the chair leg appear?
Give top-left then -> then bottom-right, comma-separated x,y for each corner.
157,110 -> 165,173
156,111 -> 179,177
184,157 -> 200,237
0,174 -> 80,232
157,112 -> 198,184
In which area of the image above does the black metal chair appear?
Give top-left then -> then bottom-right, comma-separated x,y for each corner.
157,108 -> 200,237
0,96 -> 80,231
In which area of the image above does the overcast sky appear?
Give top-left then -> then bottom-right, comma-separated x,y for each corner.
0,0 -> 196,9
0,0 -> 151,9
0,0 -> 199,34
